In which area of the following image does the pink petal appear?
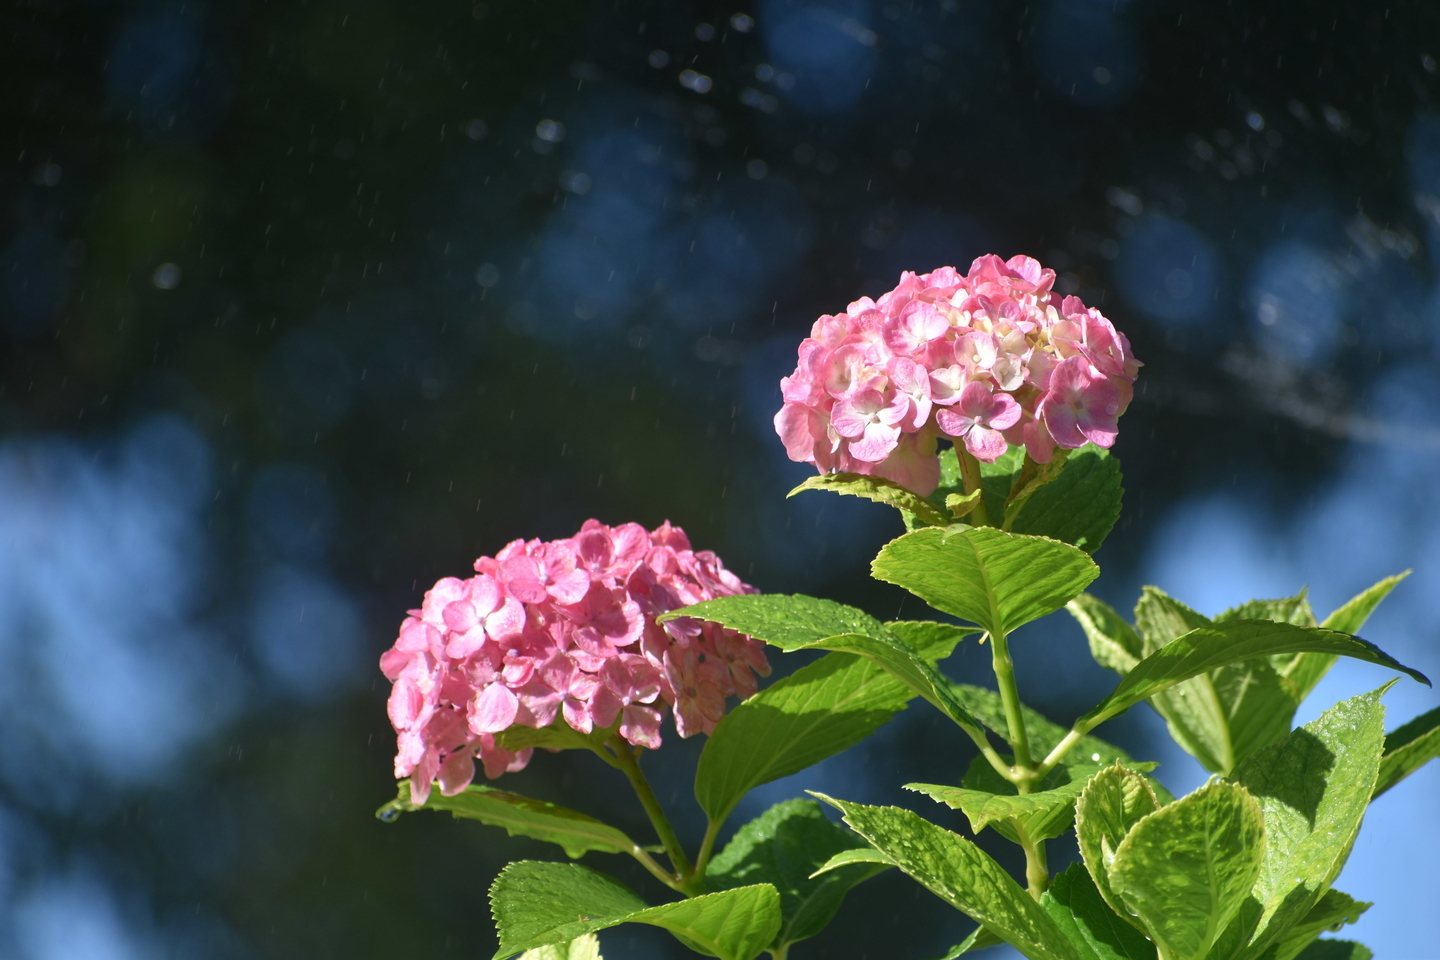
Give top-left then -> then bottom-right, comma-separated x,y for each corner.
437,748 -> 477,796
964,425 -> 1010,462
469,683 -> 519,734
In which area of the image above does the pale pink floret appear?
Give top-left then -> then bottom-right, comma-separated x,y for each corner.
380,520 -> 769,804
773,255 -> 1140,492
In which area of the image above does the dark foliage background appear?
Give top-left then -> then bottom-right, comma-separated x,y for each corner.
2,0 -> 1438,957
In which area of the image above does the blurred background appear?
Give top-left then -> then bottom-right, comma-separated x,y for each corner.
2,0 -> 1439,957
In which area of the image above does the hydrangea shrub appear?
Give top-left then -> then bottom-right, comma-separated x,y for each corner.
378,259 -> 1440,960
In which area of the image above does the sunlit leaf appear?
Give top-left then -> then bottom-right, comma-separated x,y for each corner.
872,525 -> 1098,639
489,861 -> 780,960
1228,688 -> 1389,959
1003,446 -> 1123,554
1109,781 -> 1266,960
518,933 -> 603,960
816,795 -> 1083,960
1074,763 -> 1162,927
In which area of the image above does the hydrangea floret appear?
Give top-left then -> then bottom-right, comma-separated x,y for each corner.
773,254 -> 1141,495
380,519 -> 769,805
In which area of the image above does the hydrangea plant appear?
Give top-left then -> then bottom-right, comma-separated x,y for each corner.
378,257 -> 1440,960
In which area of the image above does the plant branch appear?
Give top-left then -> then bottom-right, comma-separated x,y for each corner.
693,817 -> 723,881
1033,726 -> 1090,781
599,736 -> 701,894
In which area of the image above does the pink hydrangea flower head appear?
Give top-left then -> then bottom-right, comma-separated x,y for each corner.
773,256 -> 1141,492
380,520 -> 769,805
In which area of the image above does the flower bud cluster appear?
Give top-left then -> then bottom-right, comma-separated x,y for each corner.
381,520 -> 770,805
774,255 -> 1141,496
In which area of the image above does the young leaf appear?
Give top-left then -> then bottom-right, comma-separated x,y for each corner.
495,717 -> 614,753
1278,573 -> 1412,705
872,525 -> 1099,639
706,799 -> 888,951
952,683 -> 1138,767
661,594 -> 888,649
1109,781 -> 1267,960
927,445 -> 1023,523
1004,446 -> 1123,554
519,934 -> 603,960
1228,688 -> 1389,960
695,653 -> 914,824
1068,594 -> 1144,675
1291,941 -> 1372,960
490,861 -> 781,960
815,795 -> 1084,960
1077,621 -> 1428,734
788,472 -> 949,527
1041,863 -> 1158,960
1074,763 -> 1162,926
887,620 -> 978,660
377,782 -> 641,860
1374,704 -> 1440,797
1262,890 -> 1369,960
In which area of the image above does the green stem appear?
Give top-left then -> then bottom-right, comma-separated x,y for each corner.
990,629 -> 1034,777
1015,822 -> 1050,899
957,447 -> 991,527
602,736 -> 702,894
693,817 -> 723,881
960,721 -> 1021,784
1033,722 -> 1095,781
769,945 -> 790,960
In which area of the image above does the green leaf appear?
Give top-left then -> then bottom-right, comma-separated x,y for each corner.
1228,688 -> 1389,960
789,472 -> 949,527
1216,593 -> 1317,628
914,762 -> 1119,843
706,799 -> 887,951
1079,621 -> 1428,734
1278,573 -> 1412,704
1263,890 -> 1369,960
661,594 -> 889,649
376,782 -> 640,860
1110,781 -> 1267,960
1074,763 -> 1163,925
810,846 -> 895,876
1004,446 -> 1123,554
872,525 -> 1099,639
793,631 -> 988,735
1320,573 -> 1409,634
1068,594 -> 1144,675
952,683 -> 1137,768
489,862 -> 780,960
518,934 -> 603,960
1132,589 -> 1235,774
1291,941 -> 1372,960
1041,864 -> 1158,960
695,654 -> 913,825
929,925 -> 1006,959
816,795 -> 1083,960
1375,704 -> 1440,797
887,620 -> 979,661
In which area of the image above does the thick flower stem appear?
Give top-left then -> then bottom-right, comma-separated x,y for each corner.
603,737 -> 702,895
957,448 -> 991,527
693,817 -> 723,880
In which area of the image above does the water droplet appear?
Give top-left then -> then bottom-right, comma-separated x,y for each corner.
378,805 -> 401,823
